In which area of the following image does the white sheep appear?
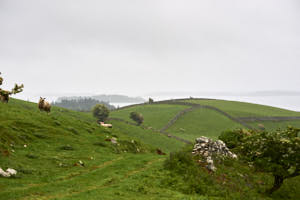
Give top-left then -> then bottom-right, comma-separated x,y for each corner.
0,168 -> 17,177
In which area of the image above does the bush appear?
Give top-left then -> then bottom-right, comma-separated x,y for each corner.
219,129 -> 250,149
163,149 -> 208,194
237,127 -> 300,194
130,112 -> 144,125
92,104 -> 110,122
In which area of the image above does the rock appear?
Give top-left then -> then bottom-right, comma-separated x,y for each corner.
193,136 -> 237,172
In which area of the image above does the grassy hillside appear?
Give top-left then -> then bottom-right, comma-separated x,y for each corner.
249,120 -> 300,131
110,99 -> 300,142
0,99 -> 191,200
165,108 -> 243,141
1,98 -> 299,199
183,99 -> 300,117
110,104 -> 189,129
109,120 -> 185,153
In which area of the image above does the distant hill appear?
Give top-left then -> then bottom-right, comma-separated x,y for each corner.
52,98 -> 115,111
56,94 -> 145,103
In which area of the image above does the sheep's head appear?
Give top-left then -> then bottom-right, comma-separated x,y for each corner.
39,97 -> 46,103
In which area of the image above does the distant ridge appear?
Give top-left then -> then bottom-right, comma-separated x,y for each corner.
146,90 -> 300,97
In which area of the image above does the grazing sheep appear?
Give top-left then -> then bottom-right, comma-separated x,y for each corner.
38,97 -> 51,113
0,168 -> 17,177
99,122 -> 112,128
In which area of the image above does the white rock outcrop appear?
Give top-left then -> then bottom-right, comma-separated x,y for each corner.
192,136 -> 237,171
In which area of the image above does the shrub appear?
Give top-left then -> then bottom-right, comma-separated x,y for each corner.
163,147 -> 212,195
219,129 -> 250,149
92,104 -> 110,122
237,127 -> 300,194
130,112 -> 144,125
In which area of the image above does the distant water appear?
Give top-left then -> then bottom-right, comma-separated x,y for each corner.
110,102 -> 143,108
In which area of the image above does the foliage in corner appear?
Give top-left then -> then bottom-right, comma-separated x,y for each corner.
221,127 -> 300,194
0,72 -> 24,103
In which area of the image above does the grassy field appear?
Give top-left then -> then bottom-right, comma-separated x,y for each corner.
1,98 -> 299,199
165,107 -> 243,141
0,99 -> 188,200
109,120 -> 185,153
249,120 -> 300,131
110,104 -> 189,129
183,99 -> 300,117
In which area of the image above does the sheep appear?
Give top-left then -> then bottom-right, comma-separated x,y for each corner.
38,97 -> 51,113
99,122 -> 112,128
0,168 -> 17,177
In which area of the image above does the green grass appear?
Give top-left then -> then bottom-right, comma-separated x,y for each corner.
110,104 -> 189,129
183,99 -> 300,117
249,120 -> 300,131
0,99 -> 186,200
165,108 -> 243,141
110,120 -> 185,153
1,98 -> 299,199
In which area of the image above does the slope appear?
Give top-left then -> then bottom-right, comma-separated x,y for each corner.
183,99 -> 300,117
0,99 -> 191,200
110,104 -> 189,129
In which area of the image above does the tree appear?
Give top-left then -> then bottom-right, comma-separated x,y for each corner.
92,104 -> 110,122
130,112 -> 144,125
149,98 -> 154,104
237,127 -> 300,194
0,72 -> 24,103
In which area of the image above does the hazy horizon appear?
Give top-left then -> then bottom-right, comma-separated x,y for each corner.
1,0 -> 300,104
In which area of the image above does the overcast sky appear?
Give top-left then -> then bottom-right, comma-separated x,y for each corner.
1,0 -> 300,99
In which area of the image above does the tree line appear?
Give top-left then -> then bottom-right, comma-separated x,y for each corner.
52,98 -> 115,112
